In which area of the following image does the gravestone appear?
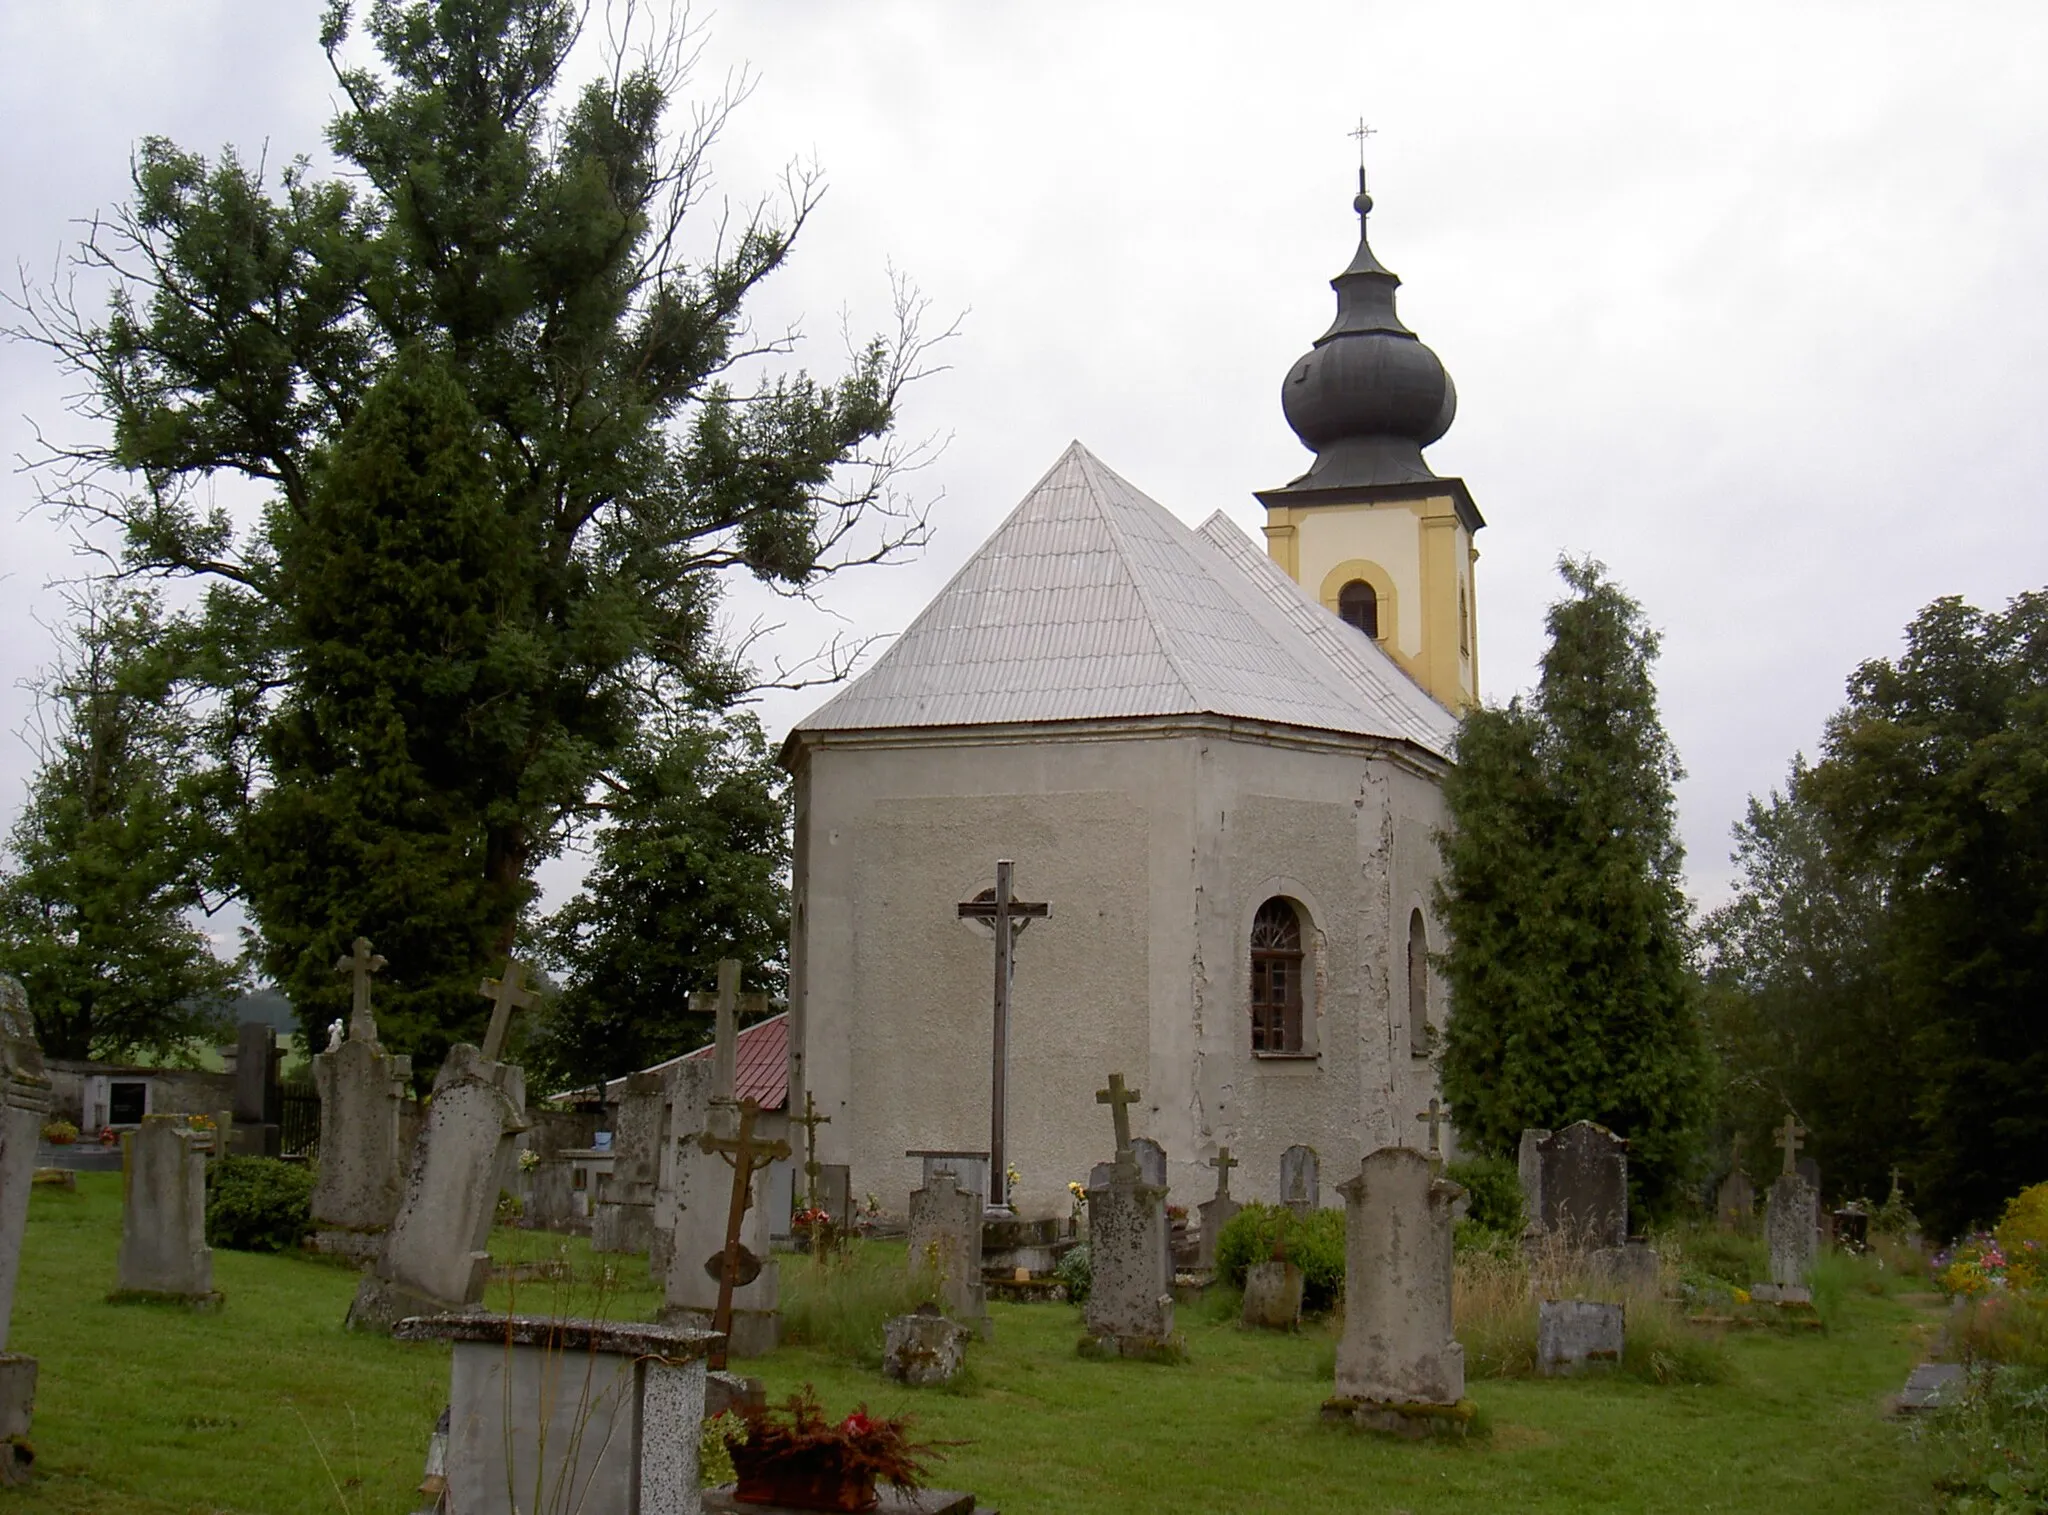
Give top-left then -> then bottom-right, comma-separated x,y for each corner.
349,1046 -> 527,1332
1715,1167 -> 1755,1231
1129,1138 -> 1167,1189
0,977 -> 51,1480
907,1168 -> 988,1336
1241,1258 -> 1304,1330
393,1313 -> 715,1515
1279,1144 -> 1319,1212
592,1072 -> 666,1256
908,1150 -> 988,1206
114,1115 -> 220,1307
1519,1122 -> 1628,1250
308,946 -> 413,1261
651,1059 -> 716,1280
1537,1299 -> 1625,1376
232,1020 -> 281,1156
1196,1148 -> 1241,1271
1324,1147 -> 1469,1437
815,1163 -> 853,1232
1080,1075 -> 1177,1360
1766,1171 -> 1821,1292
1834,1208 -> 1870,1252
883,1306 -> 972,1387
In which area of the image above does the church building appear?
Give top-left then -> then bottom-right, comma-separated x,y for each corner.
780,176 -> 1482,1212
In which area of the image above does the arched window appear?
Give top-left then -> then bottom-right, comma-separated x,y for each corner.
1407,909 -> 1431,1058
1251,899 -> 1305,1054
1459,585 -> 1470,657
1338,579 -> 1379,640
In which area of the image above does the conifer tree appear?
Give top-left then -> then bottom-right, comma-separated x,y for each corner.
1437,558 -> 1709,1213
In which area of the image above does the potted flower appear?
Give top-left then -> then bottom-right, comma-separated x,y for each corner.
40,1119 -> 78,1147
792,1205 -> 836,1255
730,1387 -> 935,1512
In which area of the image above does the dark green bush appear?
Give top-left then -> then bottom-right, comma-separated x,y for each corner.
1214,1203 -> 1346,1312
206,1156 -> 315,1253
1056,1241 -> 1091,1306
1446,1154 -> 1524,1235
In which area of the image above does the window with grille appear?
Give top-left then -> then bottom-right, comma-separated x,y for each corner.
1338,579 -> 1379,640
1250,898 -> 1305,1054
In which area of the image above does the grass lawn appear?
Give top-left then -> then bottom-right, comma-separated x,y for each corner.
0,1175 -> 1947,1514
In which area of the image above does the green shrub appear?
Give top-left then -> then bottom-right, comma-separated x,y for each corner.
1447,1155 -> 1524,1235
205,1157 -> 315,1253
1214,1203 -> 1345,1312
1056,1241 -> 1091,1306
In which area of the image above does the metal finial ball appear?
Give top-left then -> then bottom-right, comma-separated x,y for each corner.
1354,191 -> 1374,216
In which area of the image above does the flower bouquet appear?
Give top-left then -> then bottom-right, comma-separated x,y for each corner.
730,1387 -> 936,1512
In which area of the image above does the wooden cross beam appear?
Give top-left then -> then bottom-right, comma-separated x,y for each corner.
958,860 -> 1050,1210
1096,1073 -> 1140,1163
334,936 -> 387,1043
1775,1114 -> 1807,1177
477,959 -> 540,1063
1209,1145 -> 1239,1200
697,1096 -> 791,1372
1415,1097 -> 1452,1160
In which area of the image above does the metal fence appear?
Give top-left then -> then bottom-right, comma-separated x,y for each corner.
279,1080 -> 319,1159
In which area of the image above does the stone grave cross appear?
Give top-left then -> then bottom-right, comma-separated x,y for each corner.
688,959 -> 768,1112
1888,1165 -> 1904,1203
335,936 -> 387,1042
1096,1073 -> 1140,1168
1209,1146 -> 1238,1200
958,861 -> 1050,1211
794,1090 -> 831,1212
697,1096 -> 791,1371
1775,1114 -> 1807,1177
1414,1098 -> 1452,1162
477,959 -> 540,1062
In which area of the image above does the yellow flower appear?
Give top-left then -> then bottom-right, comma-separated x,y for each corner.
1732,1288 -> 1750,1305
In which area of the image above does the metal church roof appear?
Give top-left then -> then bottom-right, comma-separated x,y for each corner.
792,442 -> 1457,759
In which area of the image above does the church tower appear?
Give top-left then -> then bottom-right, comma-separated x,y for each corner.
1258,174 -> 1482,711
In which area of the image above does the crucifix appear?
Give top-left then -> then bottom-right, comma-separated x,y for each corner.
688,959 -> 769,1116
957,861 -> 1050,1211
1096,1073 -> 1141,1169
1208,1146 -> 1239,1201
697,1095 -> 791,1372
1775,1114 -> 1807,1177
477,959 -> 540,1063
334,936 -> 388,1043
1414,1097 -> 1452,1162
793,1090 -> 831,1214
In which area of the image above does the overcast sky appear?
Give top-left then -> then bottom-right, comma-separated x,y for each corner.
3,1 -> 2045,923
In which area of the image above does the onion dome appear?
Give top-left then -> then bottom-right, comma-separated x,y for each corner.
1276,175 -> 1456,489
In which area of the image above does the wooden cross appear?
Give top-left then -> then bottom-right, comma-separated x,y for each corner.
1775,1114 -> 1807,1177
334,936 -> 387,1043
794,1090 -> 831,1211
688,959 -> 768,1108
697,1096 -> 791,1372
1209,1146 -> 1239,1201
1415,1097 -> 1452,1160
1096,1073 -> 1140,1164
958,861 -> 1050,1210
477,959 -> 540,1063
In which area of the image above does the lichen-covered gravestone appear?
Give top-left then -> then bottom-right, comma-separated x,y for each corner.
593,1071 -> 666,1256
1324,1147 -> 1470,1437
1080,1075 -> 1179,1361
1716,1166 -> 1755,1231
1279,1144 -> 1319,1213
1195,1148 -> 1241,1271
1537,1299 -> 1625,1376
883,1306 -> 972,1387
1241,1256 -> 1304,1329
1767,1172 -> 1820,1293
1519,1121 -> 1628,1251
114,1115 -> 221,1308
348,1046 -> 527,1332
0,976 -> 52,1481
309,938 -> 412,1262
907,1167 -> 988,1337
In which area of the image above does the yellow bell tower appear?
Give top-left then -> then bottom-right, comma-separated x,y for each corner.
1257,174 -> 1482,712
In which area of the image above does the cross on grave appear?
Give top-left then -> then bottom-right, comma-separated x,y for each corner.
1209,1146 -> 1239,1201
1775,1114 -> 1807,1177
688,959 -> 769,1110
793,1090 -> 831,1212
697,1096 -> 791,1372
957,861 -> 1050,1211
334,936 -> 388,1043
1889,1165 -> 1905,1202
1096,1073 -> 1141,1167
477,959 -> 540,1063
1414,1098 -> 1452,1161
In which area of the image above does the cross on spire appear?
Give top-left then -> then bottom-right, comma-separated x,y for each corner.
1775,1114 -> 1807,1177
1349,117 -> 1378,189
334,936 -> 387,1043
1209,1146 -> 1239,1201
477,959 -> 540,1063
1096,1073 -> 1140,1162
1415,1097 -> 1452,1160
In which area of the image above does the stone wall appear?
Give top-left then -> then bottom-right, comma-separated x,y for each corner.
45,1061 -> 236,1128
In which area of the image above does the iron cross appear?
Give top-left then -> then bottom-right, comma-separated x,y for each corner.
1415,1097 -> 1452,1160
1096,1073 -> 1140,1163
334,936 -> 387,1043
794,1090 -> 831,1210
1775,1114 -> 1807,1177
1350,117 -> 1377,167
958,860 -> 1050,1211
477,959 -> 540,1062
697,1096 -> 791,1373
1209,1146 -> 1239,1200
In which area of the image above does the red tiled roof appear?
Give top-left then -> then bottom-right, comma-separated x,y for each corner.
682,1011 -> 788,1110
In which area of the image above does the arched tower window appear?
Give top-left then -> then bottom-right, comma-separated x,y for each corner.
1338,579 -> 1379,640
1407,909 -> 1432,1058
1459,584 -> 1470,657
1250,899 -> 1305,1054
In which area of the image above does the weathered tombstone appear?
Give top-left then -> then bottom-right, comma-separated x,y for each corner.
393,1313 -> 715,1515
1279,1144 -> 1319,1213
308,938 -> 413,1262
0,977 -> 51,1480
1080,1075 -> 1178,1360
651,1059 -> 717,1281
1766,1171 -> 1820,1294
1129,1137 -> 1167,1189
1323,1147 -> 1469,1437
1520,1121 -> 1628,1250
1241,1256 -> 1304,1330
1591,1241 -> 1663,1296
815,1163 -> 853,1232
909,1149 -> 988,1206
1716,1167 -> 1756,1231
883,1305 -> 972,1387
1537,1299 -> 1625,1376
1195,1147 -> 1241,1271
113,1115 -> 220,1308
232,1020 -> 281,1156
349,1046 -> 527,1332
592,1072 -> 666,1255
907,1168 -> 988,1336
